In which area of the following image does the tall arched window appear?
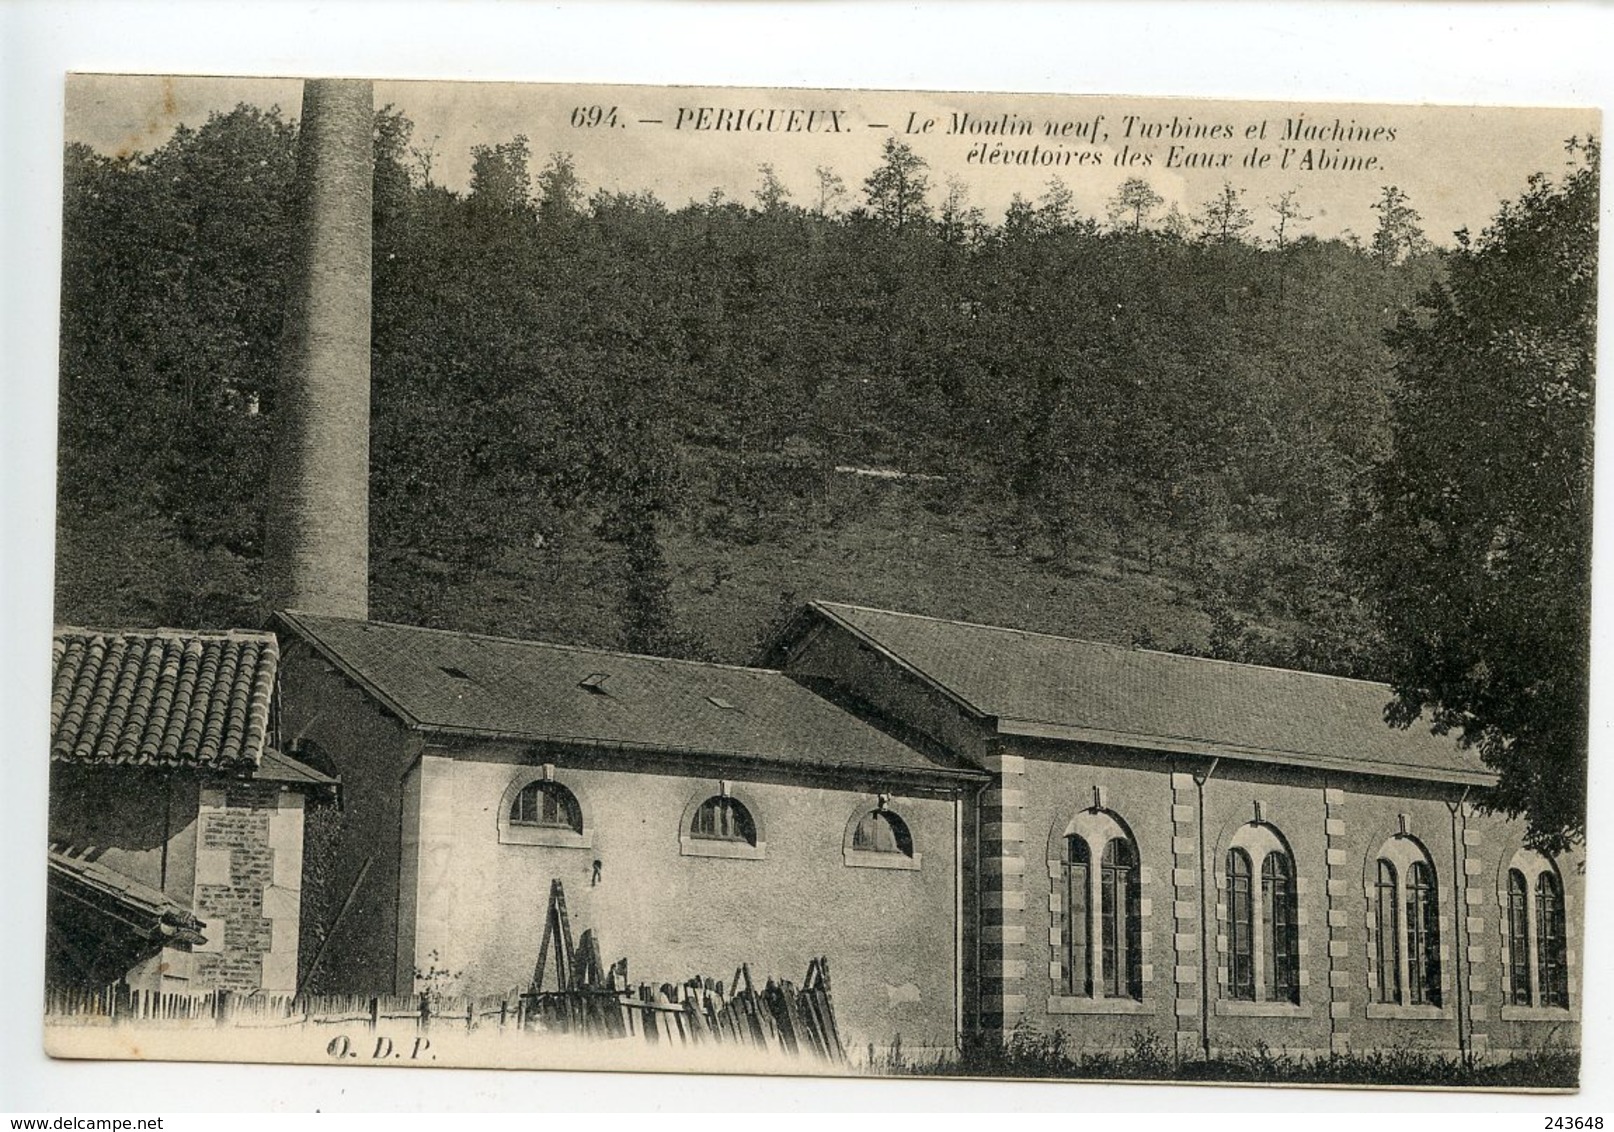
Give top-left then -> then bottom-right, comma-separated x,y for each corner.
1371,835 -> 1441,1010
1225,821 -> 1301,1007
1503,850 -> 1571,1012
1062,836 -> 1091,997
1100,839 -> 1142,1000
1406,861 -> 1441,1006
1537,871 -> 1568,1009
1056,809 -> 1142,1002
1375,860 -> 1401,1003
1507,868 -> 1531,1005
1262,851 -> 1300,1005
1227,848 -> 1256,1001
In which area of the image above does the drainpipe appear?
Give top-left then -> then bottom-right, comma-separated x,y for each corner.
1448,786 -> 1472,1058
1323,776 -> 1336,1056
1195,757 -> 1220,1061
953,785 -> 965,1052
159,773 -> 173,893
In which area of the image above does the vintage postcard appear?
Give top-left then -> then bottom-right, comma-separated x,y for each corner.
44,73 -> 1596,1090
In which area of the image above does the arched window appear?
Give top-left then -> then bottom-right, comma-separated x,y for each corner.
1224,821 -> 1301,1007
690,796 -> 756,845
1375,860 -> 1401,1003
1370,835 -> 1442,1010
1502,850 -> 1570,1012
844,800 -> 921,871
1101,839 -> 1142,1000
499,773 -> 591,848
1056,809 -> 1142,1002
1507,869 -> 1531,1005
1227,847 -> 1256,1001
1262,851 -> 1300,1005
1537,871 -> 1568,1009
509,781 -> 582,833
852,809 -> 913,856
680,786 -> 766,861
1062,836 -> 1091,997
1406,861 -> 1441,1006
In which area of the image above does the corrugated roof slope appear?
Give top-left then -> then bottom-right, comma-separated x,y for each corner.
278,612 -> 978,780
811,602 -> 1487,782
51,628 -> 278,771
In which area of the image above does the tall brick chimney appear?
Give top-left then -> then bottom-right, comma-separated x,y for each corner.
264,78 -> 374,620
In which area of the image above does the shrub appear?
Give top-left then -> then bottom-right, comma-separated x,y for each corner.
878,1029 -> 1578,1089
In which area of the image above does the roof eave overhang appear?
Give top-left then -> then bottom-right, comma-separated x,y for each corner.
47,862 -> 209,947
752,603 -> 823,668
994,716 -> 1496,788
274,611 -> 985,788
417,723 -> 990,787
271,610 -> 425,729
804,602 -> 992,723
253,750 -> 342,800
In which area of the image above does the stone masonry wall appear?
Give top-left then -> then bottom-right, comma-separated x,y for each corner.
192,779 -> 304,993
1004,746 -> 1578,1060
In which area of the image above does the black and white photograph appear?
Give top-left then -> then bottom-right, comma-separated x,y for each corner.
36,71 -> 1597,1090
6,6 -> 1607,1111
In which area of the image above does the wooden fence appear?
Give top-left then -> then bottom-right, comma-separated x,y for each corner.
44,958 -> 846,1064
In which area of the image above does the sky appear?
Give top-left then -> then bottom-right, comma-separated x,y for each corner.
66,74 -> 1598,246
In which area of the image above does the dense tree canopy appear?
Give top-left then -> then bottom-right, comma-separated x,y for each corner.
1359,140 -> 1598,851
56,105 -> 1592,849
58,106 -> 297,624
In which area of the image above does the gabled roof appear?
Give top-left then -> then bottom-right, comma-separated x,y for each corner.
788,602 -> 1491,786
47,849 -> 208,947
51,628 -> 278,772
254,748 -> 340,792
275,612 -> 982,782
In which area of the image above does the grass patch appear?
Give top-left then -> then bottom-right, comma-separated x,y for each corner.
872,1028 -> 1579,1090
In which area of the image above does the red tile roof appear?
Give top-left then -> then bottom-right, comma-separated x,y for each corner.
792,602 -> 1493,786
50,628 -> 278,771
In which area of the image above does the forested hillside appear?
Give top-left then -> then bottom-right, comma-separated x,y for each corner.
57,103 -> 1447,673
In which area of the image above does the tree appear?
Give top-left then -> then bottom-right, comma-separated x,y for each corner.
1358,139 -> 1597,852
595,428 -> 707,661
55,95 -> 1446,681
1267,189 -> 1310,316
57,104 -> 298,625
1106,177 -> 1163,233
813,164 -> 847,216
468,135 -> 534,220
1370,185 -> 1429,266
536,151 -> 585,223
753,162 -> 792,213
1160,203 -> 1190,241
1035,176 -> 1077,231
1194,181 -> 1252,244
862,137 -> 931,233
408,133 -> 441,187
938,175 -> 982,244
1267,188 -> 1309,251
1002,192 -> 1037,239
